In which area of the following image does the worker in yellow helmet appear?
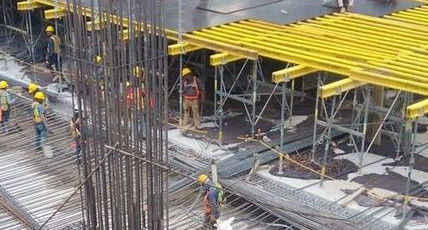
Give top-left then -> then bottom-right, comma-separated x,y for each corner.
0,80 -> 14,134
28,83 -> 50,113
182,67 -> 205,130
32,92 -> 47,151
197,174 -> 223,228
45,25 -> 62,76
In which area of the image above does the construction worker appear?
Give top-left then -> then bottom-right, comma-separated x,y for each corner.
32,92 -> 47,151
28,83 -> 50,113
197,174 -> 223,228
337,0 -> 354,13
95,55 -> 104,78
45,25 -> 62,75
70,109 -> 82,163
126,76 -> 146,140
0,81 -> 14,133
182,68 -> 205,130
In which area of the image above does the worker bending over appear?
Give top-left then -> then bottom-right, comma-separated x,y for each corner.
0,81 -> 14,134
182,68 -> 205,130
198,174 -> 224,228
32,92 -> 48,151
45,26 -> 62,75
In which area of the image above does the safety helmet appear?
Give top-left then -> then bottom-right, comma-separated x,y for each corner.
133,66 -> 143,77
45,26 -> 54,32
126,81 -> 130,87
95,55 -> 102,63
34,92 -> 45,101
28,83 -> 39,94
197,174 -> 208,185
182,68 -> 191,77
0,81 -> 8,89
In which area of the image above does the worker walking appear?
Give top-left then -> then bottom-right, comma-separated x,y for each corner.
32,92 -> 48,152
70,109 -> 82,163
182,68 -> 205,130
0,81 -> 14,134
45,26 -> 62,75
197,174 -> 224,229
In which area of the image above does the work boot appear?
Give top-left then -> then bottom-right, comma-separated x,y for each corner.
339,7 -> 346,13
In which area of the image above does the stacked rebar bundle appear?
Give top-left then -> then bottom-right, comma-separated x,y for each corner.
63,0 -> 168,229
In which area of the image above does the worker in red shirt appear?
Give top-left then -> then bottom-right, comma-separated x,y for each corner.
126,68 -> 147,140
181,68 -> 205,130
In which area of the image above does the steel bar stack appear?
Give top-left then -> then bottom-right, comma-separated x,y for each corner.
63,0 -> 169,229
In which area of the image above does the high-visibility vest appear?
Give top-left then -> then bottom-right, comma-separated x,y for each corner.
0,91 -> 9,111
50,35 -> 61,54
32,102 -> 43,123
183,78 -> 200,100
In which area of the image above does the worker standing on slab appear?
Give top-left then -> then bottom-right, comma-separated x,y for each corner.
45,25 -> 62,76
32,92 -> 47,152
0,81 -> 14,134
198,174 -> 224,229
28,83 -> 50,113
337,0 -> 354,13
127,67 -> 147,140
182,68 -> 205,130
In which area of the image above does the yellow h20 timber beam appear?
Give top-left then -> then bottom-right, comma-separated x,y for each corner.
44,8 -> 67,19
168,43 -> 201,55
406,98 -> 428,120
210,53 -> 243,66
182,34 -> 258,60
320,78 -> 366,98
86,20 -> 106,31
17,1 -> 44,10
272,65 -> 317,83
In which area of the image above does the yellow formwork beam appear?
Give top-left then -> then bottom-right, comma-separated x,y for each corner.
210,53 -> 243,66
44,7 -> 67,19
168,43 -> 200,56
17,1 -> 44,10
86,20 -> 106,31
320,78 -> 366,98
406,99 -> 428,120
182,34 -> 258,60
271,65 -> 317,83
349,68 -> 428,96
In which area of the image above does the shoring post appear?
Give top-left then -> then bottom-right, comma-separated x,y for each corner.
251,60 -> 257,138
279,81 -> 287,175
359,86 -> 370,174
288,79 -> 295,127
404,118 -> 418,218
218,65 -> 224,147
179,54 -> 183,132
211,159 -> 218,184
311,76 -> 321,161
320,95 -> 336,187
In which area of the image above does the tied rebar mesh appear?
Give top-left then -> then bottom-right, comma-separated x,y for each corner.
64,0 -> 168,229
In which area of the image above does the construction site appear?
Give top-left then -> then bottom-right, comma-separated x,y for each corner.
1,0 -> 428,229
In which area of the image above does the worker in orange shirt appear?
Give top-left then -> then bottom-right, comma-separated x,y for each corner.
181,68 -> 205,130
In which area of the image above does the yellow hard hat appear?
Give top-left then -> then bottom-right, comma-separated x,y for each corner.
197,174 -> 208,185
45,26 -> 54,32
182,68 -> 191,77
133,66 -> 143,77
126,81 -> 130,87
95,55 -> 102,63
28,83 -> 39,94
0,81 -> 8,89
34,92 -> 45,101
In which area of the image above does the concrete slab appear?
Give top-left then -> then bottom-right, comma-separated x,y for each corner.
63,0 -> 423,32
